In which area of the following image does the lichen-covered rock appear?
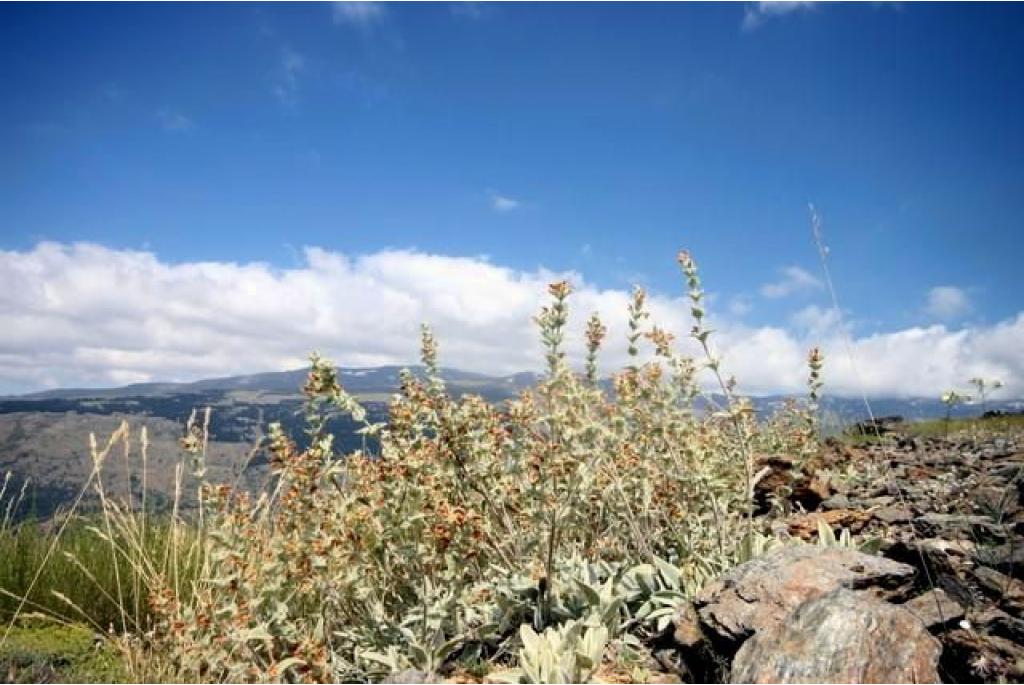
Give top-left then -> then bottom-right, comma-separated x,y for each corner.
694,546 -> 916,646
730,588 -> 941,684
972,606 -> 1024,643
975,542 -> 1024,577
972,565 -> 1024,616
901,588 -> 964,630
914,513 -> 1004,541
820,493 -> 851,510
786,509 -> 871,540
872,504 -> 914,524
940,628 -> 1024,682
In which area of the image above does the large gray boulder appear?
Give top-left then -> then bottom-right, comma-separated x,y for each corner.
730,588 -> 941,683
694,546 -> 916,646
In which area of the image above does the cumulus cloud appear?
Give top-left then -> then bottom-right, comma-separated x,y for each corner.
742,1 -> 816,31
759,266 -> 823,299
728,296 -> 752,317
0,242 -> 1021,399
924,285 -> 971,321
790,304 -> 842,337
332,2 -> 385,27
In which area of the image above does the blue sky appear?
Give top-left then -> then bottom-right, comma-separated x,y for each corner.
1,2 -> 1022,396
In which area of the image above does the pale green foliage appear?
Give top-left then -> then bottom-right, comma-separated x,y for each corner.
813,519 -> 883,553
968,377 -> 1003,414
514,618 -> 608,684
815,519 -> 850,548
941,389 -> 971,407
737,521 -> 882,564
624,557 -> 694,636
941,389 -> 971,435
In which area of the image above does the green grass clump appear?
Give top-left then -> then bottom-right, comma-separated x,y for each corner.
907,413 -> 1024,438
842,431 -> 886,447
0,621 -> 125,683
0,516 -> 189,631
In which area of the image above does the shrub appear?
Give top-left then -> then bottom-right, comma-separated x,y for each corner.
6,250 -> 822,682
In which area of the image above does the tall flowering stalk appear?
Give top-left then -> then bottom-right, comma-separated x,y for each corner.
584,313 -> 607,386
941,389 -> 970,437
806,347 -> 824,437
968,377 -> 1003,415
677,250 -> 757,539
625,286 -> 649,366
535,280 -> 572,379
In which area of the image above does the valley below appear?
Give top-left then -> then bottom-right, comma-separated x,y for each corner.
1,365 -> 1021,520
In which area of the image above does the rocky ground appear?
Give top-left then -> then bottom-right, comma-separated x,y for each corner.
666,422 -> 1024,683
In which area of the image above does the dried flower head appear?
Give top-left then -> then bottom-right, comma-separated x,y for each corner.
645,326 -> 675,358
548,280 -> 572,299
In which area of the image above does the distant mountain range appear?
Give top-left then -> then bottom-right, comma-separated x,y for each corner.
10,366 -> 543,403
6,365 -> 1020,422
1,365 -> 1019,519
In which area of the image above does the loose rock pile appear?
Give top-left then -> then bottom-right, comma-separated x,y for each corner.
671,428 -> 1024,683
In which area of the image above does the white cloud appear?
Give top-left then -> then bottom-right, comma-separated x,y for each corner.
759,266 -> 823,299
790,304 -> 841,337
273,48 -> 305,104
742,1 -> 816,31
924,285 -> 971,321
332,2 -> 385,27
728,296 -> 752,317
156,109 -> 193,132
0,242 -> 1021,399
490,193 -> 521,212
